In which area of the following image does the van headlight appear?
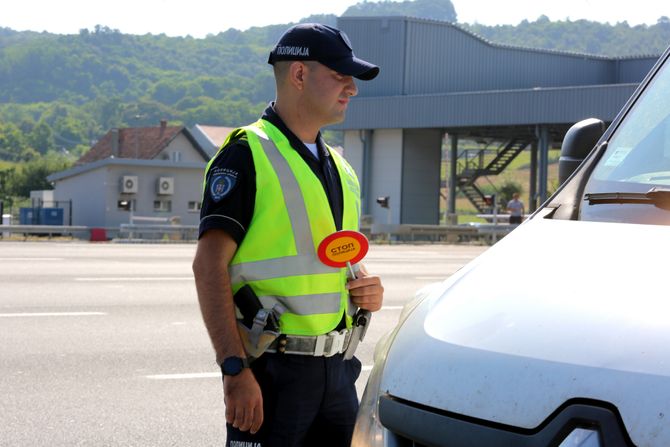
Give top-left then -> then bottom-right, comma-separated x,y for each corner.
351,332 -> 393,447
351,284 -> 437,447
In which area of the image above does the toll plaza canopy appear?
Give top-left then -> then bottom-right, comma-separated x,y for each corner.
331,16 -> 660,225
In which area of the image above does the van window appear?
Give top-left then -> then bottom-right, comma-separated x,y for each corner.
581,56 -> 670,224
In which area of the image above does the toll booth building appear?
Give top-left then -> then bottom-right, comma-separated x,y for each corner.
47,121 -> 211,229
334,16 -> 659,226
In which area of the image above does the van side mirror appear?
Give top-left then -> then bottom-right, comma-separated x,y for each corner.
558,118 -> 606,184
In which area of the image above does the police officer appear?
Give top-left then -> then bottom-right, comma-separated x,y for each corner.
192,23 -> 384,447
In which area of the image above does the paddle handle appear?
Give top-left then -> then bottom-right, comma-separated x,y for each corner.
346,261 -> 357,280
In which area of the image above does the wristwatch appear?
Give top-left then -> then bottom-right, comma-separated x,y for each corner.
221,356 -> 250,376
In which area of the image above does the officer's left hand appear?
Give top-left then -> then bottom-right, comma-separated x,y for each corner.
347,264 -> 384,312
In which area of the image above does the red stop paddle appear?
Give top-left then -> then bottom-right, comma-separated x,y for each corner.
317,230 -> 369,279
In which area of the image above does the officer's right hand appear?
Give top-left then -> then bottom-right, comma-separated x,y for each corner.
223,369 -> 263,434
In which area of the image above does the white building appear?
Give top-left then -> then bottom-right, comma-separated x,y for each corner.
47,120 -> 221,228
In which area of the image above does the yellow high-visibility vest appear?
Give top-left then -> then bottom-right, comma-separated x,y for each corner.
204,119 -> 361,336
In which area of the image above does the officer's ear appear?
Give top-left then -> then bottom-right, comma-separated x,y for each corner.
288,61 -> 306,91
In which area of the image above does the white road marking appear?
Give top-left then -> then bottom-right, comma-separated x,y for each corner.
75,277 -> 193,281
381,306 -> 404,310
0,257 -> 65,261
146,372 -> 220,380
147,366 -> 374,380
0,312 -> 107,317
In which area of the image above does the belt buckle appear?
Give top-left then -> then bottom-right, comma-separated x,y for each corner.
315,330 -> 347,357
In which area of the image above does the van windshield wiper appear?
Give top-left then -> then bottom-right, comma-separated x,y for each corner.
584,187 -> 670,209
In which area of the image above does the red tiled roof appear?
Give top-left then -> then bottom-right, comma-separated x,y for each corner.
77,124 -> 185,164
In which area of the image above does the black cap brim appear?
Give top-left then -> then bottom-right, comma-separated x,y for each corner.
326,56 -> 379,81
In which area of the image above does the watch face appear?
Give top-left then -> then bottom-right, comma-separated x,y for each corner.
222,357 -> 244,376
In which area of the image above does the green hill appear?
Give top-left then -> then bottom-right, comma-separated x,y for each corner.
0,0 -> 669,166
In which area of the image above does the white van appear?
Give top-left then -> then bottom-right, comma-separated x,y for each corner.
352,45 -> 670,447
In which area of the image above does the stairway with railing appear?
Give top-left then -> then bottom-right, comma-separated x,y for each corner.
456,139 -> 530,213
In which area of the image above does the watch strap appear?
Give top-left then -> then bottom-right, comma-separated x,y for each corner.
220,356 -> 250,376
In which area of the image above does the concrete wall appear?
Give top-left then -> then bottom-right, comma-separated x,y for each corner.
368,129 -> 403,225
53,164 -> 205,228
401,129 -> 442,224
342,131 -> 366,212
53,169 -> 107,227
105,166 -> 203,227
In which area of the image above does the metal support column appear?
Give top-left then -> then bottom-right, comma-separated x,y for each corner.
536,125 -> 550,205
529,140 -> 538,212
447,133 -> 458,224
359,129 -> 373,215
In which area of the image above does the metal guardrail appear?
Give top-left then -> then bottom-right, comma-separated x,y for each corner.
119,224 -> 199,241
370,223 -> 514,243
476,214 -> 529,223
0,224 -> 199,242
1,223 -> 513,244
0,225 -> 90,239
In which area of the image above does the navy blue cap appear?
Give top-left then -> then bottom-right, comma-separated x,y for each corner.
268,23 -> 379,81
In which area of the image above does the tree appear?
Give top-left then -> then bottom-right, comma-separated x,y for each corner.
9,153 -> 72,198
498,178 -> 523,207
0,167 -> 16,202
0,122 -> 27,161
343,0 -> 457,23
27,121 -> 55,154
150,80 -> 189,105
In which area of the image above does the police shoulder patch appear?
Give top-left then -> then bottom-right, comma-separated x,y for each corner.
209,169 -> 239,202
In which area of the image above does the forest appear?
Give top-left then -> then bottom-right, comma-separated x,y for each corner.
1,0 -> 669,200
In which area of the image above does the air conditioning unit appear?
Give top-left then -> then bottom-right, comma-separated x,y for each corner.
157,177 -> 174,195
121,175 -> 138,194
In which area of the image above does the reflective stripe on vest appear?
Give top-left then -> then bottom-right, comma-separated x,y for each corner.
207,119 -> 361,336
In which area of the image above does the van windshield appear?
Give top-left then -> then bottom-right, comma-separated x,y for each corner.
581,55 -> 670,225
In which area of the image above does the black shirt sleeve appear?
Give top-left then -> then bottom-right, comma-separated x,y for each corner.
198,136 -> 256,244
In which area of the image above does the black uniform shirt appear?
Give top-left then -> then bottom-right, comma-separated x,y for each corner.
199,103 -> 344,243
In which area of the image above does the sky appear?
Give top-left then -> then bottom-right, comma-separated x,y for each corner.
2,0 -> 668,38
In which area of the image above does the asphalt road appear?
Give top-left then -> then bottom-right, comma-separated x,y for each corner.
0,241 -> 488,446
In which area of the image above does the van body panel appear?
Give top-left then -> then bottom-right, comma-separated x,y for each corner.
381,217 -> 670,445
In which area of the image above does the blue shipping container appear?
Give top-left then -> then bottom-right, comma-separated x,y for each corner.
19,207 -> 64,225
39,208 -> 64,226
19,207 -> 38,225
